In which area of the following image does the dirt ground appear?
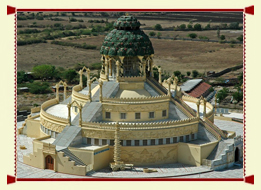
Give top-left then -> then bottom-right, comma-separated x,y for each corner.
17,35 -> 242,74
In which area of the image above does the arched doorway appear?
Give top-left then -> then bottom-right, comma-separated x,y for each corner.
45,155 -> 54,170
235,147 -> 240,162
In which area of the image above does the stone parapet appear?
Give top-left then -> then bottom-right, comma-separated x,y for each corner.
40,98 -> 68,133
118,76 -> 145,82
102,94 -> 169,104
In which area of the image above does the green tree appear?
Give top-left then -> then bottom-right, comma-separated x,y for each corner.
216,88 -> 229,103
188,33 -> 197,39
187,24 -> 193,30
229,22 -> 239,29
186,71 -> 191,76
233,91 -> 243,102
174,71 -> 181,77
27,81 -> 52,94
154,24 -> 162,31
220,35 -> 226,40
180,24 -> 186,30
193,23 -> 202,31
63,69 -> 77,83
157,32 -> 162,39
149,31 -> 156,37
192,70 -> 199,78
32,64 -> 56,80
237,35 -> 243,42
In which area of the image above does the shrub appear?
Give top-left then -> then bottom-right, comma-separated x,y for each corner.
149,31 -> 156,37
193,23 -> 202,31
187,24 -> 193,29
229,22 -> 239,29
216,88 -> 229,103
233,91 -> 243,102
63,69 -> 77,83
192,70 -> 199,78
156,32 -> 162,39
173,71 -> 181,77
69,17 -> 77,22
27,82 -> 52,94
186,71 -> 191,76
199,36 -> 209,40
220,35 -> 226,40
154,24 -> 162,31
188,33 -> 197,39
180,24 -> 186,30
237,35 -> 243,42
32,64 -> 56,80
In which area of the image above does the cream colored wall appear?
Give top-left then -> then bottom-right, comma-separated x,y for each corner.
119,144 -> 178,166
26,119 -> 41,138
177,141 -> 218,166
68,147 -> 93,165
56,152 -> 86,176
178,143 -> 201,166
119,82 -> 144,90
33,140 -> 44,153
93,148 -> 111,171
200,141 -> 218,162
102,102 -> 169,122
23,148 -> 45,169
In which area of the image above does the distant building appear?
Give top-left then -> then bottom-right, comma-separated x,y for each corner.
181,79 -> 212,98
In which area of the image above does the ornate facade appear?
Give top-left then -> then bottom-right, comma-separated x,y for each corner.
21,16 -> 243,176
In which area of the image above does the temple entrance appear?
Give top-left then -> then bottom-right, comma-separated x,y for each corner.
235,147 -> 240,162
45,155 -> 54,170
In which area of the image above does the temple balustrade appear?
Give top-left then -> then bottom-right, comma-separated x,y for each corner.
40,98 -> 68,133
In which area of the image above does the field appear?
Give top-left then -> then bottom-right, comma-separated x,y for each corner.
18,35 -> 242,74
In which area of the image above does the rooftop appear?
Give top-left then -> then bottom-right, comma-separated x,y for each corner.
180,79 -> 203,92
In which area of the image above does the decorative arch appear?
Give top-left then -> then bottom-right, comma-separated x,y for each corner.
78,66 -> 90,89
55,80 -> 67,102
67,100 -> 83,127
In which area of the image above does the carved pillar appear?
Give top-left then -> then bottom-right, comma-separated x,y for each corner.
63,82 -> 67,101
196,100 -> 200,118
79,69 -> 83,89
114,122 -> 121,165
150,59 -> 154,77
79,105 -> 82,127
86,68 -> 90,83
109,59 -> 112,77
167,78 -> 172,96
203,98 -> 207,119
99,80 -> 103,102
142,61 -> 146,78
67,104 -> 71,126
174,76 -> 178,91
105,59 -> 108,81
158,67 -> 162,84
116,60 -> 120,82
88,81 -> 92,102
56,83 -> 60,101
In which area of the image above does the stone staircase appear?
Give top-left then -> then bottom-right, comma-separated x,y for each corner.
202,140 -> 235,170
58,148 -> 86,166
53,125 -> 82,151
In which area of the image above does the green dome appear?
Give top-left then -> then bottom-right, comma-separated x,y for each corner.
100,16 -> 154,57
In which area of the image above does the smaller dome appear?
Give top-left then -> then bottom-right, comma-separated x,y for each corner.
113,16 -> 141,29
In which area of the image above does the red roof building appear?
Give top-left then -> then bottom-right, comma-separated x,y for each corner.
181,79 -> 212,98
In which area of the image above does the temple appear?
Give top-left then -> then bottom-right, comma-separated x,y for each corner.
20,16 -> 243,176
